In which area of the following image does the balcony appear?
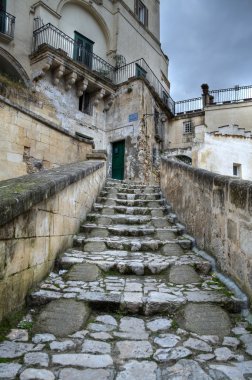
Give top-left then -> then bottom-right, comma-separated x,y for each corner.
32,23 -> 175,115
0,10 -> 15,42
33,23 -> 115,83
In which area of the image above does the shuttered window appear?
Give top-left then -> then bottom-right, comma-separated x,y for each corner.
135,0 -> 148,27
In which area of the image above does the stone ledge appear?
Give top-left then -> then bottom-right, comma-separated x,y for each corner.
161,157 -> 252,194
0,160 -> 105,227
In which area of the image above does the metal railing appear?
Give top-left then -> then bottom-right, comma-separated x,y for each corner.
33,24 -> 175,114
115,58 -> 175,114
33,23 -> 115,82
209,85 -> 252,104
0,10 -> 15,39
175,97 -> 203,114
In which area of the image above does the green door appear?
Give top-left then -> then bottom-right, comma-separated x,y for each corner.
74,32 -> 94,69
112,140 -> 125,180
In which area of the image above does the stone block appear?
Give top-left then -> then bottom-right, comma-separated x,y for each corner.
240,222 -> 252,257
229,181 -> 248,210
227,218 -> 237,242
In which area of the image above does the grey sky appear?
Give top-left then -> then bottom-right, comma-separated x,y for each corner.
160,0 -> 252,101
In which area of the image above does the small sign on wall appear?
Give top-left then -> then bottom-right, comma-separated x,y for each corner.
128,113 -> 138,122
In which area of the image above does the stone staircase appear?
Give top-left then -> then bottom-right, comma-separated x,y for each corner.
0,179 -> 252,379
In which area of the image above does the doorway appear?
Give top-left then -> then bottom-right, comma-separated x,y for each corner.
112,140 -> 125,180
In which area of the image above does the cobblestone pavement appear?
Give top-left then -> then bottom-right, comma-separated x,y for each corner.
1,179 -> 252,379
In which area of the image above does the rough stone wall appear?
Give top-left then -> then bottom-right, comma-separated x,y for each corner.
0,160 -> 106,322
0,99 -> 93,181
36,78 -> 105,148
161,158 -> 252,301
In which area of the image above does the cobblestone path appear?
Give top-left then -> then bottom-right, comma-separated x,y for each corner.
1,179 -> 252,379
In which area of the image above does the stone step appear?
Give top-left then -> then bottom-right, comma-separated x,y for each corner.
96,197 -> 166,208
58,248 -> 212,275
105,182 -> 159,191
103,186 -> 161,194
73,235 -> 192,252
86,213 -> 174,227
99,191 -> 163,200
93,204 -> 171,216
29,272 -> 242,315
80,224 -> 181,238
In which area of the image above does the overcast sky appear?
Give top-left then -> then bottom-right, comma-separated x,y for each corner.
160,0 -> 252,101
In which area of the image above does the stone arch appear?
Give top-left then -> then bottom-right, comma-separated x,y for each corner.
0,47 -> 30,86
57,0 -> 111,51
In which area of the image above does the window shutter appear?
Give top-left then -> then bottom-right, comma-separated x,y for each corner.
145,7 -> 148,27
135,0 -> 139,17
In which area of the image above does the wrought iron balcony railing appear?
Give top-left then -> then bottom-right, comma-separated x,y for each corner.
175,97 -> 203,115
0,10 -> 15,39
209,85 -> 252,105
174,85 -> 252,115
32,23 -> 175,114
115,58 -> 175,114
33,23 -> 115,82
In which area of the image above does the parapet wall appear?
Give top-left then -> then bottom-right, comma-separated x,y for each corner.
161,158 -> 252,300
0,160 -> 106,321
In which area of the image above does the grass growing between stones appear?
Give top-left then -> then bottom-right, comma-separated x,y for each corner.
0,308 -> 28,342
206,275 -> 234,298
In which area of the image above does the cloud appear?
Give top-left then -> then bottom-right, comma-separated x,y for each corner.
160,0 -> 252,100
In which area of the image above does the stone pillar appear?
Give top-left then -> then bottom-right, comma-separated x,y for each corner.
201,83 -> 214,107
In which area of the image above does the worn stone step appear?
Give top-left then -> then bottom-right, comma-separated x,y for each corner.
96,197 -> 166,208
59,248 -> 212,275
93,204 -> 171,216
73,235 -> 192,252
103,186 -> 161,194
105,182 -> 159,190
29,272 -> 242,315
100,191 -> 163,201
80,224 -> 181,238
86,213 -> 174,228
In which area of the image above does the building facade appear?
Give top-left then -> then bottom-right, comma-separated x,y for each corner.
0,0 -> 173,182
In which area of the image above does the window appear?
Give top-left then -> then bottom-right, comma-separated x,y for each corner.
135,63 -> 147,79
74,32 -> 94,69
135,0 -> 148,27
162,91 -> 169,106
233,163 -> 241,178
183,121 -> 193,134
79,91 -> 93,116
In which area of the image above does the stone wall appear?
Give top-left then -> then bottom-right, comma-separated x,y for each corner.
0,97 -> 93,181
0,160 -> 106,321
160,158 -> 252,300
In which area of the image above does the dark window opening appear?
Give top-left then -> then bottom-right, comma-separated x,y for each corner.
135,0 -> 148,27
233,163 -> 241,177
74,31 -> 94,69
79,91 -> 93,116
136,63 -> 147,79
162,91 -> 169,106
